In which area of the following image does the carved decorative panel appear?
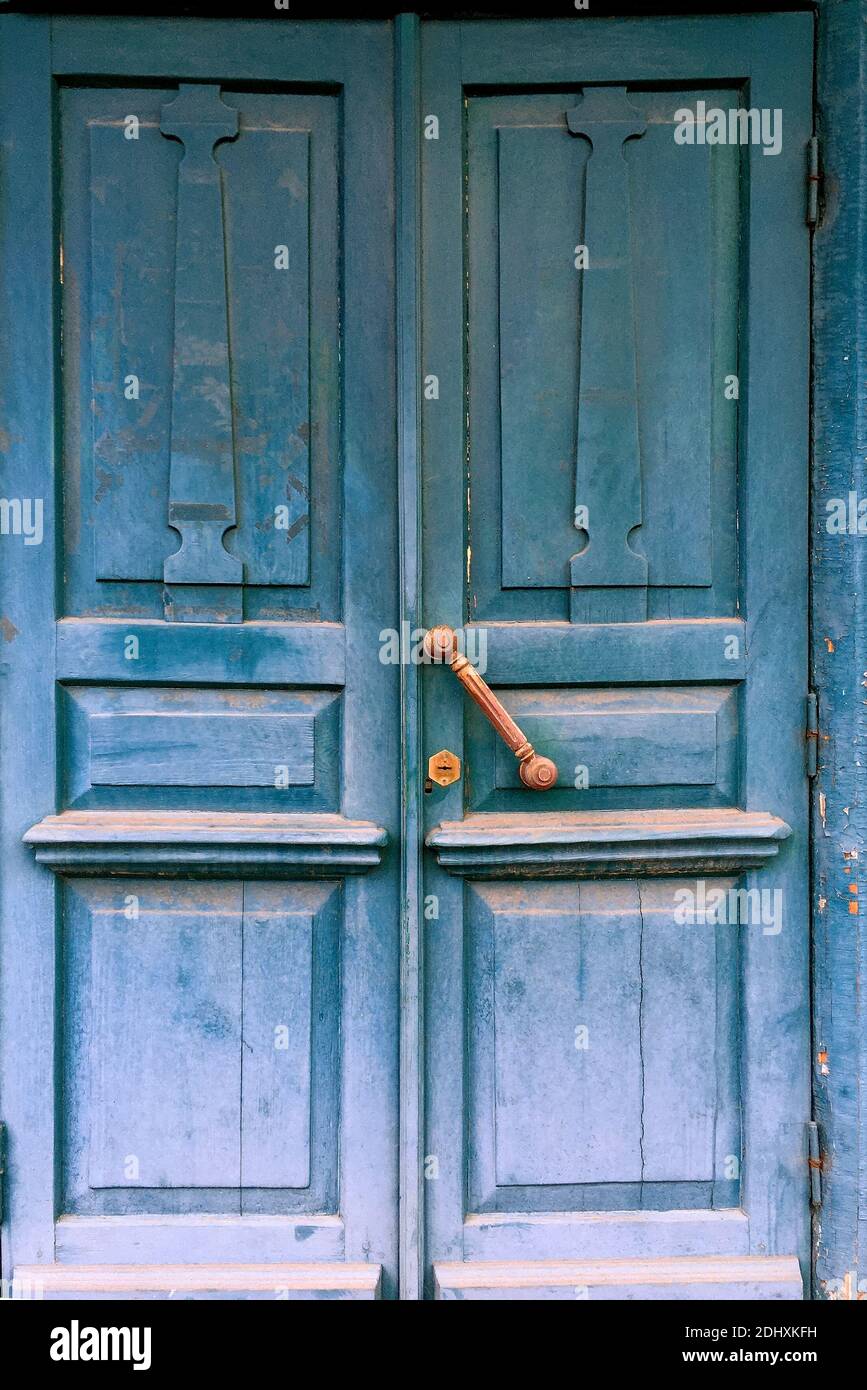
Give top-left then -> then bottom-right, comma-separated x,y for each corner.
62,86 -> 339,622
469,88 -> 740,622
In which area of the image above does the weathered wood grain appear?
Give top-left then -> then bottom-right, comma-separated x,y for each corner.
428,808 -> 791,877
24,811 -> 388,876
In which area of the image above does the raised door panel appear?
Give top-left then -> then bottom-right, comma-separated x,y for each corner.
61,685 -> 340,811
63,879 -> 340,1214
467,685 -> 738,812
467,879 -> 739,1210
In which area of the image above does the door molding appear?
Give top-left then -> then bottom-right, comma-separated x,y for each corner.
395,11 -> 425,1302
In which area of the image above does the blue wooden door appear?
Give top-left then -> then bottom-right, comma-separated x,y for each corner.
422,16 -> 814,1300
0,17 -> 398,1299
0,12 -> 816,1304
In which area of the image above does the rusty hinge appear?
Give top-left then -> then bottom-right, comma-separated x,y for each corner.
806,692 -> 819,776
808,1120 -> 823,1207
806,135 -> 821,228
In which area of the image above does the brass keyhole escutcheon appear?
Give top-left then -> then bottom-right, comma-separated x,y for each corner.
428,749 -> 461,788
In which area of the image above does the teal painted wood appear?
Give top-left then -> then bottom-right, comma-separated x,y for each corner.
811,0 -> 867,1301
61,686 -> 339,806
56,621 -> 346,686
331,21 -> 400,1296
61,80 -> 339,625
54,1214 -> 345,1265
466,880 -> 739,1208
421,14 -> 813,1297
24,810 -> 388,879
159,83 -> 243,620
89,712 -> 314,789
462,1209 -> 750,1261
734,17 -> 813,1292
240,883 -> 339,1191
0,13 -> 61,1275
467,686 -> 738,812
566,86 -> 648,620
496,118 -> 591,592
0,8 -> 844,1304
426,809 -> 791,878
1,15 -> 400,1296
85,881 -> 246,1190
474,620 -> 747,683
468,85 -> 736,624
419,20 -> 470,1298
61,879 -> 340,1213
491,696 -> 719,790
396,11 -> 425,1303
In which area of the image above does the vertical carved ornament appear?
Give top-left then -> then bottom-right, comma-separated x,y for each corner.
160,84 -> 242,622
567,87 -> 648,623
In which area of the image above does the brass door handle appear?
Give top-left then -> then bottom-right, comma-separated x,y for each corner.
423,626 -> 558,790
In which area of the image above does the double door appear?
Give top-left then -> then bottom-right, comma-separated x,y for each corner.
0,12 -> 813,1300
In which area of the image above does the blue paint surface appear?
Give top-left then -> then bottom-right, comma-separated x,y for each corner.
3,7 -> 862,1302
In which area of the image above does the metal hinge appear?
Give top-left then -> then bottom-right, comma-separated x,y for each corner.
0,1122 -> 5,1223
806,135 -> 821,228
806,692 -> 819,776
808,1120 -> 823,1207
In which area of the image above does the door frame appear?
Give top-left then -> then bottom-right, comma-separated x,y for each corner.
809,0 -> 867,1302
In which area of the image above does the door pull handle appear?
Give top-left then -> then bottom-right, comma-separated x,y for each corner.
423,625 -> 558,790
